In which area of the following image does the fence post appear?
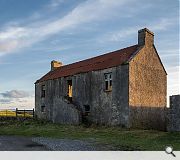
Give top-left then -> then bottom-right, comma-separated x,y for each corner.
24,109 -> 25,118
16,108 -> 18,118
33,108 -> 35,118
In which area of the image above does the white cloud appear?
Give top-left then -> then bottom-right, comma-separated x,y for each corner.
99,17 -> 177,43
167,66 -> 180,96
0,90 -> 34,109
159,49 -> 179,57
48,0 -> 64,8
0,27 -> 27,55
0,97 -> 34,109
166,65 -> 180,107
0,99 -> 12,104
0,90 -> 30,98
101,28 -> 137,43
0,27 -> 26,40
0,40 -> 19,53
151,18 -> 177,31
0,0 -> 134,56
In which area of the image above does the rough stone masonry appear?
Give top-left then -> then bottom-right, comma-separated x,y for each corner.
35,28 -> 167,130
167,95 -> 180,131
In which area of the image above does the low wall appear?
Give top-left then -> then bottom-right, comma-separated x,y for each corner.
52,97 -> 81,125
167,95 -> 180,132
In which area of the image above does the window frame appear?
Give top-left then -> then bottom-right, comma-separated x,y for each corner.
104,72 -> 112,91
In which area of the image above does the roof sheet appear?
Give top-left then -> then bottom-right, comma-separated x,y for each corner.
36,44 -> 139,83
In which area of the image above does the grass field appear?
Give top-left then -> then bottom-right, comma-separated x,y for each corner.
0,119 -> 180,151
0,110 -> 16,117
0,110 -> 33,117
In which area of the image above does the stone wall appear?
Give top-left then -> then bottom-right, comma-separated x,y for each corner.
167,95 -> 180,132
130,106 -> 166,130
52,97 -> 81,125
35,65 -> 130,126
90,65 -> 129,127
129,44 -> 167,130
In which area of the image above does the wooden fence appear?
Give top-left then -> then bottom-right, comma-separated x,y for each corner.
0,108 -> 34,118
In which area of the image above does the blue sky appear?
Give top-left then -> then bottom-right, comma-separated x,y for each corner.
0,0 -> 179,109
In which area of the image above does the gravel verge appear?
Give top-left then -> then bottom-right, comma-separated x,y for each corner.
32,137 -> 109,151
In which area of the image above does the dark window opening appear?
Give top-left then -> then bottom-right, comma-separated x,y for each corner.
41,106 -> 45,112
41,85 -> 45,98
84,105 -> 90,116
84,105 -> 90,112
104,73 -> 112,91
110,80 -> 112,88
105,81 -> 109,90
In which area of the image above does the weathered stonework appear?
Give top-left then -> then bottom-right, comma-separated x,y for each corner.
129,32 -> 167,130
35,28 -> 167,130
167,95 -> 180,131
35,66 -> 130,126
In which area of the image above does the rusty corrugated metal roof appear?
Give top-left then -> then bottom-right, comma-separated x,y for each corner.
36,44 -> 139,83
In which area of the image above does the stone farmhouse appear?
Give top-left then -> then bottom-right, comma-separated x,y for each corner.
35,28 -> 167,130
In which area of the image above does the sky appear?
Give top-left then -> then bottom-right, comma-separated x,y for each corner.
0,0 -> 179,109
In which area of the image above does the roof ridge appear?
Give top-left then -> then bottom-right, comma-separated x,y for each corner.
36,44 -> 139,83
55,44 -> 138,71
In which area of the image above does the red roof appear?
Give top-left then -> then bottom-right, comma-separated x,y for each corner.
36,45 -> 139,83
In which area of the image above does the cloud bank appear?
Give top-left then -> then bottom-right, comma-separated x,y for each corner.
0,0 -> 134,56
0,90 -> 30,98
0,90 -> 34,109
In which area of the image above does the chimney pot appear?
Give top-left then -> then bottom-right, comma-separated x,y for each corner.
51,60 -> 62,71
138,28 -> 154,46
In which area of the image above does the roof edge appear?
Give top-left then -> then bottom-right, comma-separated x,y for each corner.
153,45 -> 167,75
125,45 -> 144,63
126,44 -> 167,75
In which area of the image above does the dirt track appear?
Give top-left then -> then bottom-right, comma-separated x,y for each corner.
0,136 -> 49,151
0,136 -> 111,151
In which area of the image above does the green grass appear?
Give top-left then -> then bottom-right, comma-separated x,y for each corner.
0,110 -> 33,117
0,119 -> 180,151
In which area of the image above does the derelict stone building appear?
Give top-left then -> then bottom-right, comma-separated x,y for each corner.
35,28 -> 167,130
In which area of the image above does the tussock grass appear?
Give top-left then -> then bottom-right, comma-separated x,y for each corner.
0,119 -> 180,151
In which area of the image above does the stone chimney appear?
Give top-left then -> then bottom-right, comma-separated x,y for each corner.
138,28 -> 154,46
51,60 -> 62,71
